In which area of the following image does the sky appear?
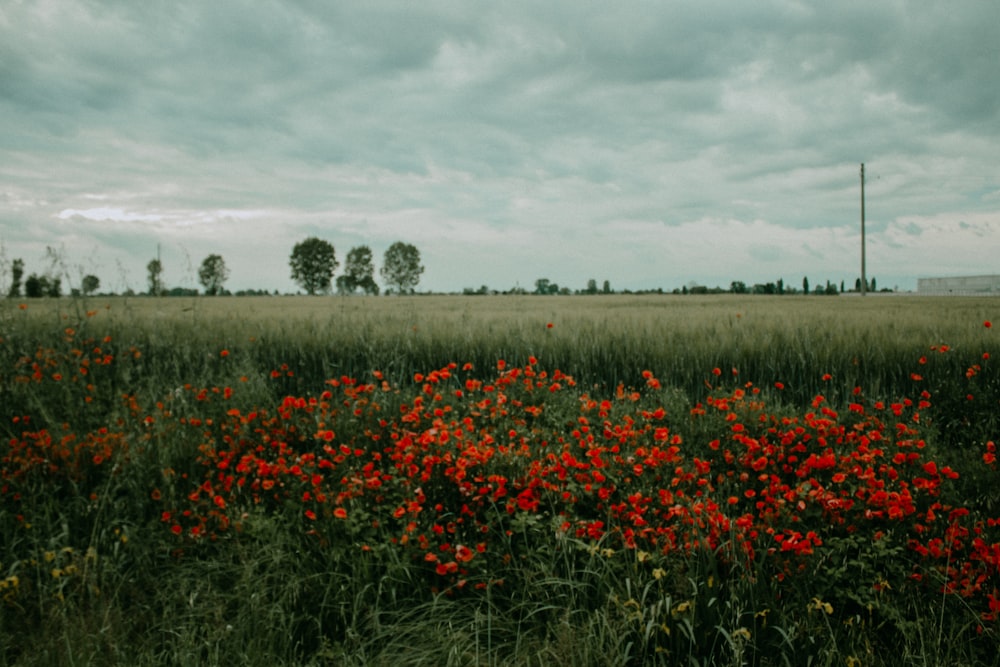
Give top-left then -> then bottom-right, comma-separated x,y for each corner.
2,0 -> 999,295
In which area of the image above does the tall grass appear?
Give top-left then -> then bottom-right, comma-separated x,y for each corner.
1,294 -> 999,665
5,293 -> 997,397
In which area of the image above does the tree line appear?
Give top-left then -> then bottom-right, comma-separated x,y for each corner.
5,239 -> 887,298
4,238 -> 424,298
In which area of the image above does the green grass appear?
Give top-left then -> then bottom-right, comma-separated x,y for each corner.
1,294 -> 999,665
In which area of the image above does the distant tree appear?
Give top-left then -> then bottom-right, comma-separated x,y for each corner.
290,237 -> 338,295
81,274 -> 100,296
8,258 -> 24,297
23,273 -> 59,297
855,278 -> 862,292
25,274 -> 43,298
602,280 -> 612,294
380,242 -> 423,294
534,278 -> 551,295
147,259 -> 164,296
341,245 -> 379,295
777,278 -> 784,295
585,278 -> 598,295
730,281 -> 748,294
870,277 -> 877,292
802,276 -> 809,294
198,254 -> 229,295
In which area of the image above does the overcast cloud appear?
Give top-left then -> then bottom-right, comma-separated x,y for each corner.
2,0 -> 998,294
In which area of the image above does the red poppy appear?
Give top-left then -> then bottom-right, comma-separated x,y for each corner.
455,545 -> 474,563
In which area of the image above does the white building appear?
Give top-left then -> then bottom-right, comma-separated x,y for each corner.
917,275 -> 1000,295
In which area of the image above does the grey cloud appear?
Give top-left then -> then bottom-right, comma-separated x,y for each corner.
1,1 -> 998,294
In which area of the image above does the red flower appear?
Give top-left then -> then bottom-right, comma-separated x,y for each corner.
455,545 -> 474,563
516,489 -> 539,512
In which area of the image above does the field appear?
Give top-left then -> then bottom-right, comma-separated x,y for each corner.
2,294 -> 999,665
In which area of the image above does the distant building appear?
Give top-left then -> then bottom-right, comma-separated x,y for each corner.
917,275 -> 1000,295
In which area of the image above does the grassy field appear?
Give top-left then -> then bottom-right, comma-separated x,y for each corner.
2,294 -> 999,665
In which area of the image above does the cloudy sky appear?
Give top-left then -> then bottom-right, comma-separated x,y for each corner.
2,1 -> 998,295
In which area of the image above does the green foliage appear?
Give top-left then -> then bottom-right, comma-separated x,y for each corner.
81,274 -> 100,296
7,258 -> 24,298
289,237 -> 338,295
146,259 -> 163,296
2,296 -> 1000,665
198,254 -> 230,296
339,245 -> 379,295
380,242 -> 423,294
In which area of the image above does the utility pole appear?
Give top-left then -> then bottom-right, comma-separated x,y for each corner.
860,163 -> 867,296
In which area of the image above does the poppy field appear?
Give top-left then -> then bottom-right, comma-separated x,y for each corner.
2,295 -> 1000,666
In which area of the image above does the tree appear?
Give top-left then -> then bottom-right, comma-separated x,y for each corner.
380,242 -> 423,294
24,273 -> 59,298
7,258 -> 23,297
341,245 -> 379,295
802,276 -> 809,295
147,259 -> 164,296
198,254 -> 229,295
81,274 -> 100,296
602,280 -> 612,294
290,237 -> 338,295
585,278 -> 598,295
534,278 -> 551,295
25,274 -> 43,298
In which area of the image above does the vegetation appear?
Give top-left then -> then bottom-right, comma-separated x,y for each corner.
146,259 -> 163,296
338,246 -> 380,296
1,295 -> 999,665
380,242 -> 424,294
289,237 -> 338,295
198,254 -> 230,296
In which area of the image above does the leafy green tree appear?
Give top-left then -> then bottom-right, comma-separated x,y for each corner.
81,274 -> 100,296
25,273 -> 43,298
24,273 -> 59,297
7,258 -> 24,297
585,278 -> 598,295
198,254 -> 229,295
802,276 -> 809,295
290,237 -> 338,295
380,242 -> 423,294
534,278 -> 551,295
602,280 -> 612,294
147,259 -> 164,296
341,245 -> 379,295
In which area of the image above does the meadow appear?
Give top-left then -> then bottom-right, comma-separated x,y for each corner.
1,294 -> 999,665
